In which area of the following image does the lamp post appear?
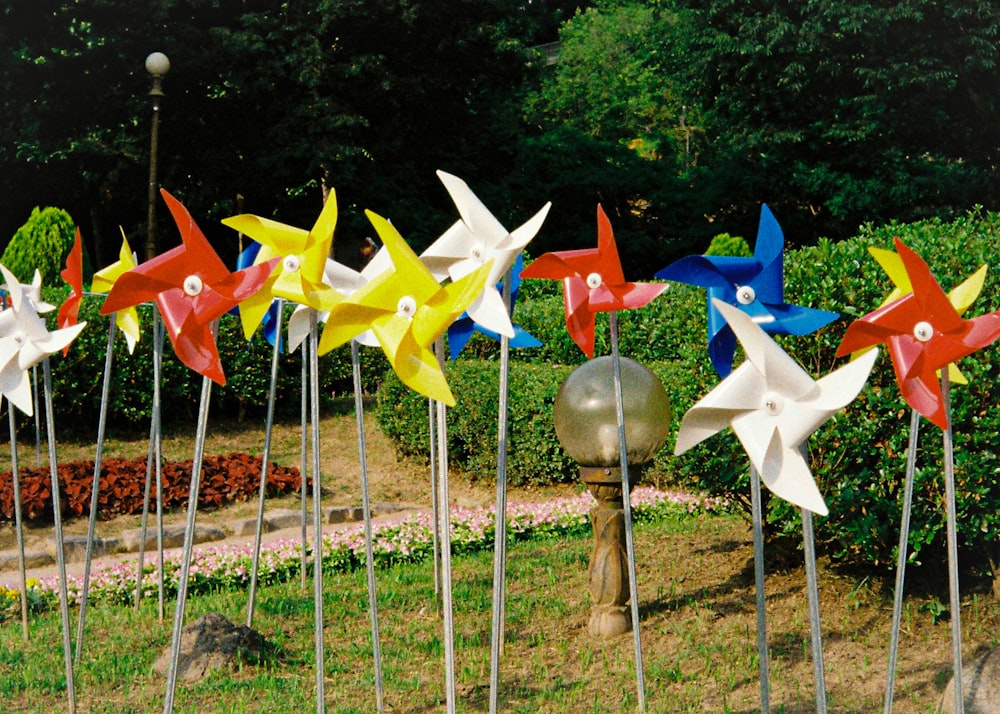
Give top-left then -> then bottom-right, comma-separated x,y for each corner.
144,51 -> 170,261
553,356 -> 671,637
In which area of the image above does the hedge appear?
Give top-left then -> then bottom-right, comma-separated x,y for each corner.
376,208 -> 1000,584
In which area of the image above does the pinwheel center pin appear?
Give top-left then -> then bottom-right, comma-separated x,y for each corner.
397,295 -> 417,319
586,272 -> 603,289
913,320 -> 934,342
736,285 -> 757,305
183,275 -> 204,297
762,391 -> 785,416
283,255 -> 301,273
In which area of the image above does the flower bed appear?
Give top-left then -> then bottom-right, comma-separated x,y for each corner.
0,487 -> 725,621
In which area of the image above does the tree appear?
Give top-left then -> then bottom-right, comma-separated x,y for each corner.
674,0 -> 1000,243
0,0 -> 555,271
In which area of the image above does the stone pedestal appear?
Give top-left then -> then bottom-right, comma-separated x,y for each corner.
580,466 -> 635,638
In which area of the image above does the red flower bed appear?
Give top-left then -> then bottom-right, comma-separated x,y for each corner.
0,453 -> 307,523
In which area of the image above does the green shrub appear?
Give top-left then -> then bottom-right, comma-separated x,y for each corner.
1,207 -> 92,285
704,232 -> 752,257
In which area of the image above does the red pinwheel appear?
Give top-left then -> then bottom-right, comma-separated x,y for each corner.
836,237 -> 1000,429
56,228 -> 84,355
101,189 -> 278,384
520,204 -> 666,357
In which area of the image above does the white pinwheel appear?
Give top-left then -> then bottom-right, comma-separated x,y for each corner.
675,299 -> 877,515
2,269 -> 57,314
419,170 -> 550,337
0,265 -> 86,414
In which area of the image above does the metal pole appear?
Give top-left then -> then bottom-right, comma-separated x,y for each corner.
750,463 -> 771,713
300,331 -> 309,590
75,318 -> 117,664
309,311 -> 326,713
352,339 -> 385,712
488,268 -> 513,714
42,358 -> 77,714
8,404 -> 28,639
609,311 -> 646,713
883,408 -> 921,713
247,299 -> 285,627
429,395 -> 441,602
801,508 -> 827,712
162,371 -> 214,714
145,86 -> 162,261
32,365 -> 41,466
435,336 -> 457,714
942,372 -> 965,714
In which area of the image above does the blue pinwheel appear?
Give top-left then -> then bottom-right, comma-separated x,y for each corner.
656,204 -> 838,377
230,240 -> 282,349
447,253 -> 541,359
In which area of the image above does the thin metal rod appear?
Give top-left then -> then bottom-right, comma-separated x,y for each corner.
883,408 -> 921,714
429,395 -> 441,601
750,463 -> 771,712
942,372 -> 965,714
435,336 -> 457,714
300,332 -> 309,590
134,308 -> 165,619
42,358 -> 76,714
162,371 -> 213,714
75,318 -> 117,665
437,397 -> 457,714
489,268 -> 513,714
134,399 -> 157,613
32,365 -> 41,466
309,311 -> 326,713
247,299 -> 285,628
8,403 -> 28,639
609,311 -> 646,713
352,339 -> 385,712
801,508 -> 827,713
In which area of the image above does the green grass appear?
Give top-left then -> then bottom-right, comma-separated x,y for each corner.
0,510 -> 986,712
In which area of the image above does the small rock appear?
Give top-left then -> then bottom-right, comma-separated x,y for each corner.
938,646 -> 1000,713
152,612 -> 273,682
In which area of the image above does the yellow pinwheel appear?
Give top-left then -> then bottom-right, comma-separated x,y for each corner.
221,191 -> 342,338
92,230 -> 141,353
867,246 -> 987,385
318,209 -> 492,406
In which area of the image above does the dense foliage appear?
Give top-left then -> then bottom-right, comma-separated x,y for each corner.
4,1 -> 997,278
377,210 -> 1000,587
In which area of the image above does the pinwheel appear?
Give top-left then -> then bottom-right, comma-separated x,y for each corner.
91,231 -> 141,353
656,204 -> 839,377
677,299 -> 877,713
221,190 -> 341,337
520,205 -> 667,711
1,269 -> 57,314
522,204 -> 666,358
318,209 -> 492,406
836,238 -> 1000,430
0,266 -> 86,415
101,188 -> 278,385
56,229 -> 84,341
420,170 -> 550,338
0,263 -> 86,713
835,238 -> 1000,714
230,239 -> 282,347
677,300 -> 877,514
